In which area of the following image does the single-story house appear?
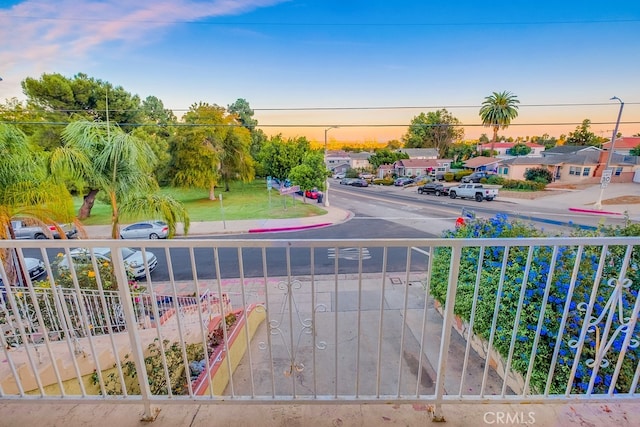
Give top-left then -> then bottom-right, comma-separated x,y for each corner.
390,158 -> 452,177
395,148 -> 439,159
462,156 -> 501,173
377,164 -> 394,179
542,145 -> 601,157
478,141 -> 545,156
602,137 -> 640,155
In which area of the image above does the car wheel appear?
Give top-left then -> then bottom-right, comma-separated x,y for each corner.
449,191 -> 456,199
486,197 -> 494,201
435,190 -> 441,196
418,188 -> 423,194
35,233 -> 46,239
149,233 -> 159,239
475,193 -> 483,202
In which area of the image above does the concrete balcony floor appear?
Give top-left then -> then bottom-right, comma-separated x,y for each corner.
1,401 -> 639,426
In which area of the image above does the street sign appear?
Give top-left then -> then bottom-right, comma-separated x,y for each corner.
600,169 -> 612,187
279,185 -> 300,195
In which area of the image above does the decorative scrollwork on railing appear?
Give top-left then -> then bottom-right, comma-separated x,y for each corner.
258,279 -> 327,376
568,277 -> 638,368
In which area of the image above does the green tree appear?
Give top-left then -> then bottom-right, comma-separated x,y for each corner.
479,91 -> 520,153
385,139 -> 402,150
0,123 -> 76,282
228,98 -> 268,164
52,120 -> 188,238
509,143 -> 531,156
630,144 -> 640,156
170,103 -> 225,200
288,150 -> 326,202
402,109 -> 464,154
566,119 -> 603,146
256,135 -> 310,180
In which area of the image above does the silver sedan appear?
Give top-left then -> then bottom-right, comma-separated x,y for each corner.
120,221 -> 169,239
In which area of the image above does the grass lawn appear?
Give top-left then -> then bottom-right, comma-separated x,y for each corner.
76,180 -> 326,226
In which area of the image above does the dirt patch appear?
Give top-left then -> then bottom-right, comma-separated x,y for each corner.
602,195 -> 640,205
499,190 -> 562,200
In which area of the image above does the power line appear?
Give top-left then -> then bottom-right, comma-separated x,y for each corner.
7,101 -> 640,115
1,120 -> 638,128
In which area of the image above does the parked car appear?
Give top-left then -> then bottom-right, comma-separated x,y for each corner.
11,220 -> 77,240
340,178 -> 356,185
417,182 -> 449,196
57,247 -> 158,279
333,172 -> 346,179
448,183 -> 499,202
24,258 -> 46,280
394,177 -> 414,186
350,178 -> 369,187
461,171 -> 494,183
304,189 -> 321,199
120,221 -> 169,239
359,173 -> 374,182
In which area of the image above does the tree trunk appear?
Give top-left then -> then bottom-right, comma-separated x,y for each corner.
78,189 -> 100,219
224,180 -> 230,192
108,190 -> 120,239
490,126 -> 499,155
209,183 -> 216,200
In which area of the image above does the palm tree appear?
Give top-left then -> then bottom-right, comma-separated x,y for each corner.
479,91 -> 520,154
51,120 -> 189,239
0,123 -> 77,283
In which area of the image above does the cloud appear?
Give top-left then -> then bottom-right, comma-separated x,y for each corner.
0,0 -> 287,97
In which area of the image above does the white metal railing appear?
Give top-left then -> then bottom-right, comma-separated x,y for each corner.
0,236 -> 638,421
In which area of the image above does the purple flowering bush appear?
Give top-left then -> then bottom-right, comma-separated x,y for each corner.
430,214 -> 639,394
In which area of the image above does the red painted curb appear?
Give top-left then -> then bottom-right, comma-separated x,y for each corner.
568,207 -> 622,216
248,223 -> 332,233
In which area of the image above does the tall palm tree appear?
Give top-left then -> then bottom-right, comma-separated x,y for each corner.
0,124 -> 77,283
479,91 -> 520,154
51,120 -> 189,239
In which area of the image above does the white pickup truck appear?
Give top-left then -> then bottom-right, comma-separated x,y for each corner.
448,183 -> 498,202
10,220 -> 78,240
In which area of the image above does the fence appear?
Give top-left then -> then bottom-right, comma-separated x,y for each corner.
0,236 -> 638,421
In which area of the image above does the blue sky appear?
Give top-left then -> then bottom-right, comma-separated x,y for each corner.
1,0 -> 639,142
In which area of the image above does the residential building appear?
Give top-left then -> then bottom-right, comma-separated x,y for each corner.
390,158 -> 452,177
395,148 -> 439,159
325,150 -> 351,173
542,145 -> 601,157
462,156 -> 501,173
602,136 -> 640,155
349,152 -> 372,170
478,141 -> 545,156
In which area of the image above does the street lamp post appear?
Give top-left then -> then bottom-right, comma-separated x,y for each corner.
594,97 -> 624,210
324,126 -> 338,207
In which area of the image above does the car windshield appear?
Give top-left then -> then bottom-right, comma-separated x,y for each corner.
121,248 -> 136,259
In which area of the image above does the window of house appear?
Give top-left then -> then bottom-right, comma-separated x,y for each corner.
500,167 -> 509,175
615,167 -> 623,176
582,167 -> 590,176
569,166 -> 582,175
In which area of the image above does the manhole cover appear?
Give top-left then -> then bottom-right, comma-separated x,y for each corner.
389,277 -> 402,285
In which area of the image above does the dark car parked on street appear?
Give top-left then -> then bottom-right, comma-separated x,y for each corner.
417,182 -> 449,196
350,178 -> 369,187
394,177 -> 414,186
461,171 -> 494,183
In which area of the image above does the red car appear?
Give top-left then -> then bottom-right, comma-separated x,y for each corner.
305,189 -> 321,199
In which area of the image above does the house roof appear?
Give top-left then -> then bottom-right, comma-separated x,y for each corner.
379,164 -> 394,171
478,141 -> 545,150
602,137 -> 640,150
542,145 -> 601,155
500,152 -> 602,166
326,150 -> 351,158
463,156 -> 501,168
395,148 -> 439,158
394,158 -> 452,168
349,152 -> 373,160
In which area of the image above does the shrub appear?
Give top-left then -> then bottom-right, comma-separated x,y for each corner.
373,177 -> 394,185
443,172 -> 455,182
524,167 -> 553,184
429,214 -> 640,395
454,170 -> 472,181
